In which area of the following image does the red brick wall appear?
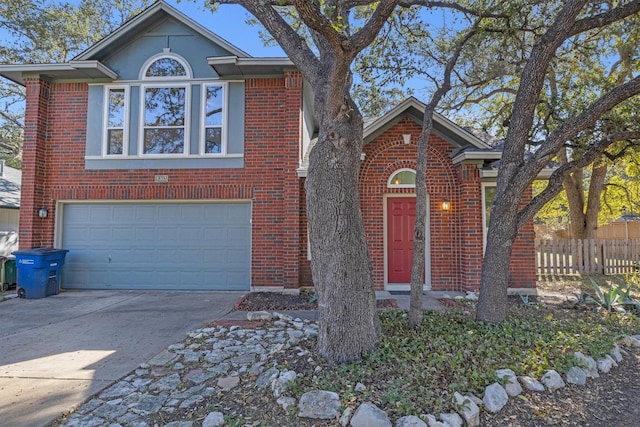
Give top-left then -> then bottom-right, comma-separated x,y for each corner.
20,73 -> 303,289
509,187 -> 537,288
358,118 -> 461,291
353,117 -> 536,291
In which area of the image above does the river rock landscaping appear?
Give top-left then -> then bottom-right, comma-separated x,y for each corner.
51,286 -> 640,427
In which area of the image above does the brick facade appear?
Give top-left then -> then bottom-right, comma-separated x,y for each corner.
20,72 -> 303,289
21,74 -> 536,292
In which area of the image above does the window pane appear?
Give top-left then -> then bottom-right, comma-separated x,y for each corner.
144,87 -> 185,126
145,58 -> 186,77
144,128 -> 184,154
391,170 -> 416,185
107,129 -> 123,155
205,128 -> 222,154
205,86 -> 223,126
108,89 -> 125,127
484,186 -> 496,228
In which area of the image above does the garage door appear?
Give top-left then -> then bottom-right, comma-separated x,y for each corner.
60,202 -> 251,290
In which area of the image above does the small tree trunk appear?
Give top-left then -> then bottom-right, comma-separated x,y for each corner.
584,161 -> 608,238
408,122 -> 433,327
306,103 -> 380,363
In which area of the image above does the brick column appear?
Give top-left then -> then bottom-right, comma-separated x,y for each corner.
283,71 -> 303,289
20,77 -> 50,249
456,163 -> 483,291
509,187 -> 537,288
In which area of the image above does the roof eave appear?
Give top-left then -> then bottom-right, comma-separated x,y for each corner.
208,56 -> 296,77
480,167 -> 556,180
451,151 -> 502,165
0,61 -> 117,86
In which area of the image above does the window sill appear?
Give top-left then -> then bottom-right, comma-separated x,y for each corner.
84,155 -> 244,170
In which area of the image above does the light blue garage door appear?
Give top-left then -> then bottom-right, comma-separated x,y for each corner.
60,202 -> 251,290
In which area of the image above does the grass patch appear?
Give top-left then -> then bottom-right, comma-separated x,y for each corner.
293,305 -> 639,419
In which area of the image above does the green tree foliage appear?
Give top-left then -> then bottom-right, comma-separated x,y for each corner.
0,0 -> 150,167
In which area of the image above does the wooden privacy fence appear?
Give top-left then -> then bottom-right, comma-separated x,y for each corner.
536,239 -> 640,275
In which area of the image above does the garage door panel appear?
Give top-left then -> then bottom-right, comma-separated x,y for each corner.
112,226 -> 136,241
89,206 -> 114,222
226,205 -> 250,222
61,203 -> 250,290
228,226 -> 249,242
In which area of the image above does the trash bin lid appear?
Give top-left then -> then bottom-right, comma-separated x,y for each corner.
13,248 -> 70,256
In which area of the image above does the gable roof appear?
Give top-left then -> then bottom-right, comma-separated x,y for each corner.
74,1 -> 249,62
297,97 -> 502,177
364,97 -> 494,151
0,0 -> 251,85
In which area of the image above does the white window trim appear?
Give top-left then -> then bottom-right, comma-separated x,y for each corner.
138,51 -> 193,80
138,83 -> 191,157
200,82 -> 228,156
387,168 -> 417,188
482,182 -> 496,251
102,85 -> 130,157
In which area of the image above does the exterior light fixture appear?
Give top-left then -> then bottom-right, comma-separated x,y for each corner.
38,207 -> 48,218
441,199 -> 451,212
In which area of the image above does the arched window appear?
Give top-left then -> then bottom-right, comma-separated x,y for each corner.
140,53 -> 192,80
388,168 -> 416,188
139,53 -> 192,155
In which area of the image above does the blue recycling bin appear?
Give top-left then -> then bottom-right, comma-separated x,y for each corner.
13,248 -> 69,299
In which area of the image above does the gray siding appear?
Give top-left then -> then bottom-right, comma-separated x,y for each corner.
103,19 -> 228,80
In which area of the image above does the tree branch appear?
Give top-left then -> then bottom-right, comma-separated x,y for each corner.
570,1 -> 640,37
212,0 -> 322,84
517,130 -> 640,228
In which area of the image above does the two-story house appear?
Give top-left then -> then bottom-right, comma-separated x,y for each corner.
0,1 -> 537,294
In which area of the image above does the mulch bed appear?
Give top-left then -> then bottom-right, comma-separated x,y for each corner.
234,291 -> 398,311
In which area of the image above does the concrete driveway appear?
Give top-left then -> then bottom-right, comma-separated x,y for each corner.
0,290 -> 243,427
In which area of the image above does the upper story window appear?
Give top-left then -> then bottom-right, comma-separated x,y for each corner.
139,53 -> 192,156
388,169 -> 416,188
142,85 -> 188,154
202,83 -> 227,155
145,57 -> 187,78
104,86 -> 129,156
97,51 -> 233,161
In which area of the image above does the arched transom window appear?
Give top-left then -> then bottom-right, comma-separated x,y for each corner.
140,53 -> 192,79
388,168 -> 416,188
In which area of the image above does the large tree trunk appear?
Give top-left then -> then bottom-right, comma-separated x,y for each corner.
476,187 -> 520,322
306,98 -> 380,363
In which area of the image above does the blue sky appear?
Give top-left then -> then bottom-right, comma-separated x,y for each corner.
167,1 -> 285,57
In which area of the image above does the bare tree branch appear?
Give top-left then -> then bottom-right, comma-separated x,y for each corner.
213,0 -> 322,84
570,1 -> 640,37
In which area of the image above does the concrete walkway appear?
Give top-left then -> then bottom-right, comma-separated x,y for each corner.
0,290 -> 243,427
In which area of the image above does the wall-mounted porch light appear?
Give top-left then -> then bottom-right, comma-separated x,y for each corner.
38,207 -> 48,218
441,199 -> 451,212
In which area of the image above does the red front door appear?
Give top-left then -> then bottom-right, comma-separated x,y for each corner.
387,197 -> 416,283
